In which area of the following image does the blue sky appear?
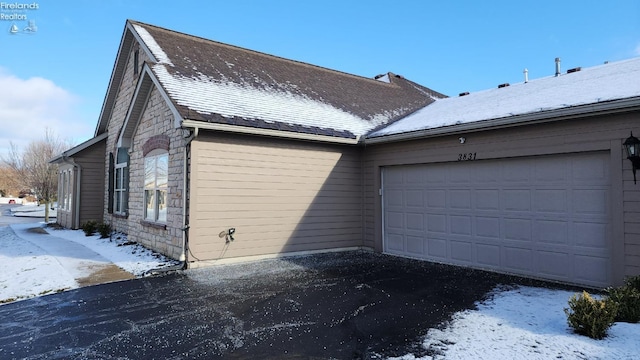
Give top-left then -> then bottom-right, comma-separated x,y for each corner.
1,0 -> 639,154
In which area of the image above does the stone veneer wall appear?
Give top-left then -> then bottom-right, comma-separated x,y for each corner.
127,87 -> 185,259
104,43 -> 149,235
103,41 -> 185,260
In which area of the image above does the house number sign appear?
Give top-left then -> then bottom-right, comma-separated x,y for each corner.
458,152 -> 477,161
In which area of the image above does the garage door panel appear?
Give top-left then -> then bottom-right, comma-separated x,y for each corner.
426,214 -> 446,233
537,250 -> 571,278
535,189 -> 568,213
573,222 -> 608,249
426,190 -> 446,208
406,213 -> 424,231
386,211 -> 403,230
386,233 -> 404,252
476,217 -> 500,238
575,255 -> 609,284
503,189 -> 531,211
504,246 -> 534,272
535,159 -> 569,182
427,238 -> 447,258
450,190 -> 472,209
383,152 -> 612,287
450,240 -> 473,262
573,189 -> 608,215
406,190 -> 424,207
504,218 -> 532,241
406,236 -> 424,255
386,189 -> 403,207
450,215 -> 472,235
536,220 -> 569,244
476,189 -> 500,210
477,243 -> 501,267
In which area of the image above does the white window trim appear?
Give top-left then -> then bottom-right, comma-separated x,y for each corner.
143,150 -> 168,224
114,162 -> 127,215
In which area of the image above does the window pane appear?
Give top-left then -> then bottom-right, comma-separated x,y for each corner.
116,168 -> 122,189
144,158 -> 155,188
145,189 -> 155,220
157,190 -> 167,222
157,154 -> 168,188
115,190 -> 121,212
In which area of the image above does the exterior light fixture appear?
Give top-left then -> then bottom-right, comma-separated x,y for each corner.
459,137 -> 466,144
623,132 -> 640,184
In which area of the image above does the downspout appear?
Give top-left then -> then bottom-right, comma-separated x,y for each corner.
181,126 -> 199,266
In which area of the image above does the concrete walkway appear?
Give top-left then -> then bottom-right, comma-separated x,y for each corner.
9,224 -> 134,286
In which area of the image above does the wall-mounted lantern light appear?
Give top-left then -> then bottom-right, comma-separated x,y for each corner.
623,132 -> 640,184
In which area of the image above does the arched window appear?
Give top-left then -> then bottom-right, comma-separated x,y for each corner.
144,149 -> 168,223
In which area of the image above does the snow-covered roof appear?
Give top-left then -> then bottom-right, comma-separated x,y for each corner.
368,57 -> 640,139
130,21 -> 444,140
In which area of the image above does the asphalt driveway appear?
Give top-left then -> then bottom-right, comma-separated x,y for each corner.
0,251 -> 567,359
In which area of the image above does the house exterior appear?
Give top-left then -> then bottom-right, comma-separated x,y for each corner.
50,133 -> 107,229
54,20 -> 640,288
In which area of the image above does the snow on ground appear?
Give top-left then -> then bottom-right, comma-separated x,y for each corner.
0,223 -> 180,304
392,286 -> 640,360
10,203 -> 56,218
1,220 -> 638,358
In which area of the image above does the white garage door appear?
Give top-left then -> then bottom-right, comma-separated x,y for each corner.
383,152 -> 612,287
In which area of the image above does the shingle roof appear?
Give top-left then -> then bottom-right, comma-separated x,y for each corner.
368,56 -> 640,139
130,20 -> 445,140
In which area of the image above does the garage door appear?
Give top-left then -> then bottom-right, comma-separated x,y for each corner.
383,152 -> 611,287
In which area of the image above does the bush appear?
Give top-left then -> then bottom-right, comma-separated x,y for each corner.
624,275 -> 640,291
565,291 -> 618,339
81,221 -> 97,236
96,223 -> 112,239
607,276 -> 640,323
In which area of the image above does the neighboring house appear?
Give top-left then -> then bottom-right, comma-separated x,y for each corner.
53,19 -> 640,288
50,133 -> 107,229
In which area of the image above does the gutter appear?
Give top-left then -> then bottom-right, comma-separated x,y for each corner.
181,120 -> 360,145
365,96 -> 640,145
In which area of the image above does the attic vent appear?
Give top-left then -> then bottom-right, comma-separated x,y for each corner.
498,83 -> 510,88
567,67 -> 582,74
459,92 -> 470,97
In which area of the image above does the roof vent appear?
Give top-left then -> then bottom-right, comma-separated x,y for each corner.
555,57 -> 561,77
567,67 -> 581,74
523,68 -> 529,83
498,83 -> 510,88
394,74 -> 404,79
374,74 -> 385,79
459,91 -> 470,97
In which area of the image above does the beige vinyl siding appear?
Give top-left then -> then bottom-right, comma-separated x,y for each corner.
364,112 -> 640,285
189,132 -> 363,261
75,140 -> 106,227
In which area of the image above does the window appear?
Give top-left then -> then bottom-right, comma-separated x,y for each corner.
113,147 -> 129,215
144,150 -> 168,223
114,162 -> 128,214
63,171 -> 71,211
59,170 -> 72,212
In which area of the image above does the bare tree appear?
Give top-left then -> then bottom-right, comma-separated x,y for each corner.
3,129 -> 70,222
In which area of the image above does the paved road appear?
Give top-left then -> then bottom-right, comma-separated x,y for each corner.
0,251 -> 568,359
0,204 -> 42,226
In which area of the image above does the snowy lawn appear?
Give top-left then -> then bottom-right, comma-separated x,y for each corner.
0,223 -> 180,304
392,286 -> 640,360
